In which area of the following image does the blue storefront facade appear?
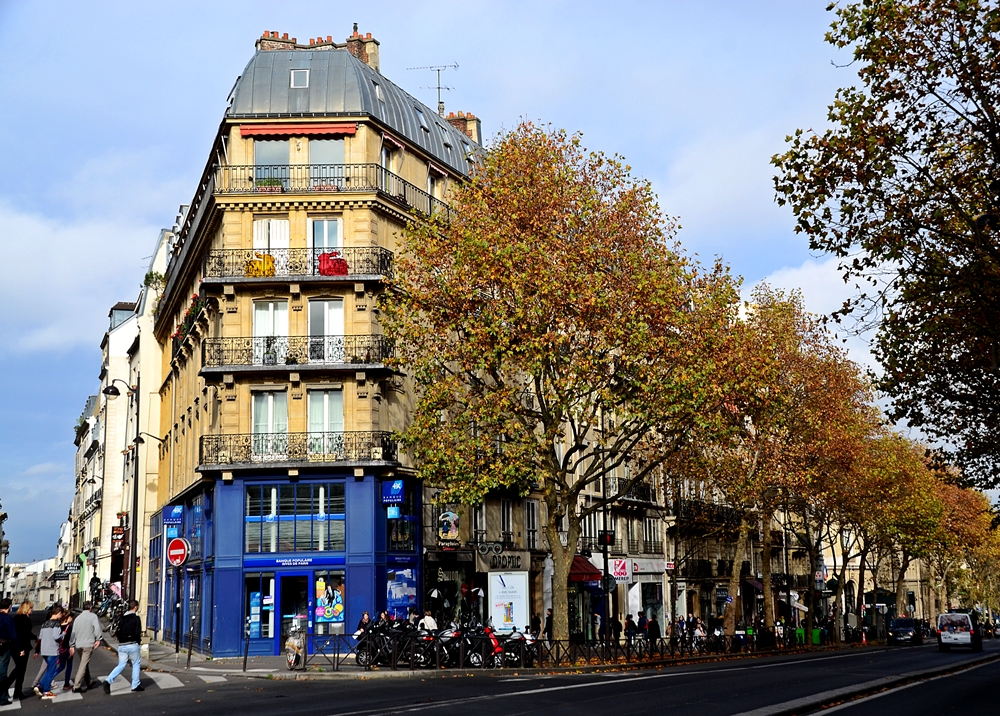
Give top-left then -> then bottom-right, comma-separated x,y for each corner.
158,471 -> 420,658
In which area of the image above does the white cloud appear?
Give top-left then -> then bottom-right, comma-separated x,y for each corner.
0,199 -> 157,353
23,462 -> 62,475
756,256 -> 878,372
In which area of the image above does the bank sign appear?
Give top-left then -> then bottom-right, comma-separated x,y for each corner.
381,479 -> 405,505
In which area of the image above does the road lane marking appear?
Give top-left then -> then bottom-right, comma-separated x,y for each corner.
147,672 -> 185,689
324,648 -> 1000,716
815,658 -> 998,714
199,675 -> 228,683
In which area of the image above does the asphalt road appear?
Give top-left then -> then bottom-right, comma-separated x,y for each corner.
4,638 -> 998,715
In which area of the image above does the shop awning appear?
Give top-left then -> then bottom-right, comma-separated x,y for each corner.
239,122 -> 358,137
569,555 -> 604,582
745,578 -> 763,592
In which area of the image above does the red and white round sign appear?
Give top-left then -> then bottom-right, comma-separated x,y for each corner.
166,538 -> 191,567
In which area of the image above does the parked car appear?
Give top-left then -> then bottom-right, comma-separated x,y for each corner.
887,617 -> 923,646
937,610 -> 983,652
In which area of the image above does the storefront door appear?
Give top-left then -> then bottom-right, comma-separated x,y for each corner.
276,573 -> 312,655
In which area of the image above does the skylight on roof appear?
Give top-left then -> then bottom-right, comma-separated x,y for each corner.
290,69 -> 309,89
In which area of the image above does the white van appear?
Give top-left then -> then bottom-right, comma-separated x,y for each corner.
937,611 -> 983,652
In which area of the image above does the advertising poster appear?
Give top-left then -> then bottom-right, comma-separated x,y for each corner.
315,577 -> 345,624
249,591 -> 261,639
488,571 -> 529,633
387,568 -> 417,619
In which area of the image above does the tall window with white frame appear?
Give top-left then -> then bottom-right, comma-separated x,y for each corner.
252,390 -> 287,460
308,298 -> 344,363
472,503 -> 486,544
500,499 -> 513,547
252,299 -> 288,365
524,500 -> 538,551
307,388 -> 344,458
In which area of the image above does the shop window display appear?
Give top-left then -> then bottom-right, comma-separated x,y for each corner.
245,572 -> 276,639
245,482 -> 345,553
314,571 -> 346,635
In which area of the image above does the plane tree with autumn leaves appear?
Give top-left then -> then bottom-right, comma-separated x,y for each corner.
382,121 -> 998,642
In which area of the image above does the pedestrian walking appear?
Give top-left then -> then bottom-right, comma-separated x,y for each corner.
70,601 -> 102,692
612,613 -> 623,644
355,611 -> 372,635
34,605 -> 65,699
624,614 -> 637,645
57,610 -> 74,690
530,613 -> 541,638
647,614 -> 661,656
102,600 -> 144,694
8,601 -> 35,700
544,608 -> 553,644
591,611 -> 602,642
0,598 -> 17,706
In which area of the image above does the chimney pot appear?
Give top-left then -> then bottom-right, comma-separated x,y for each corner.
310,38 -> 315,44
283,33 -> 288,39
327,35 -> 332,42
366,32 -> 372,39
292,37 -> 297,43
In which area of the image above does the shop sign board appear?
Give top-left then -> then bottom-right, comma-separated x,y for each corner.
51,570 -> 69,581
438,511 -> 460,547
715,587 -> 729,602
612,558 -> 631,584
489,571 -> 529,633
111,526 -> 126,554
476,550 -> 529,573
381,479 -> 405,505
63,562 -> 81,573
166,537 -> 191,567
163,505 -> 183,539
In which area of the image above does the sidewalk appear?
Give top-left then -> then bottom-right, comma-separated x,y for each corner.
99,619 -> 906,681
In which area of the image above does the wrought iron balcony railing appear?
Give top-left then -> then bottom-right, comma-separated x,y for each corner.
200,431 -> 397,467
643,540 -> 663,555
213,163 -> 451,219
202,335 -> 392,369
607,477 -> 660,505
203,246 -> 394,280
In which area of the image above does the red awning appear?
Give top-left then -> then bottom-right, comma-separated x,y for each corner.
569,556 -> 603,582
240,123 -> 357,138
382,132 -> 406,151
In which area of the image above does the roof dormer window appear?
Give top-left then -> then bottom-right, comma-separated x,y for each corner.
290,69 -> 309,89
415,108 -> 429,131
436,124 -> 452,149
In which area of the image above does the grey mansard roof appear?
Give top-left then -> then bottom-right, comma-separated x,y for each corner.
228,49 -> 475,175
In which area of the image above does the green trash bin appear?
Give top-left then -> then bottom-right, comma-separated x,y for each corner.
796,627 -> 805,645
812,628 -> 822,645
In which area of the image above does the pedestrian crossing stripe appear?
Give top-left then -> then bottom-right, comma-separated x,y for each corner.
107,671 -> 185,695
199,675 -> 227,683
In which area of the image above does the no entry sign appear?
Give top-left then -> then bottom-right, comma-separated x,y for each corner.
167,537 -> 191,567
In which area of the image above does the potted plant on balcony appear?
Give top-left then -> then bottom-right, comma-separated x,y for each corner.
255,177 -> 284,193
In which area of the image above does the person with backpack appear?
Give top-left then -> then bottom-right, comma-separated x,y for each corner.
102,600 -> 144,693
34,605 -> 65,699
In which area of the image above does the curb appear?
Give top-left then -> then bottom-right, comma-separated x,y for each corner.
235,642 -> 904,681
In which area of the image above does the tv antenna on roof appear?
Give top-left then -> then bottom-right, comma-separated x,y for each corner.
407,63 -> 459,117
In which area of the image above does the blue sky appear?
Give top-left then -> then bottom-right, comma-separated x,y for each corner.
0,1 -> 858,561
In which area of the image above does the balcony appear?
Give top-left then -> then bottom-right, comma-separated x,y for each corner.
199,431 -> 397,469
668,498 -> 742,525
607,477 -> 660,506
201,335 -> 392,373
213,163 -> 451,219
643,539 -> 663,555
203,246 -> 394,282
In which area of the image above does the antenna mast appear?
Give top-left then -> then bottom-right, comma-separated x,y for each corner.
407,63 -> 459,116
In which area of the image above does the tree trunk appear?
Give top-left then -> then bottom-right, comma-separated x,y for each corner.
894,551 -> 912,617
856,543 -> 869,621
545,514 -> 580,642
724,516 -> 750,636
761,511 -> 774,629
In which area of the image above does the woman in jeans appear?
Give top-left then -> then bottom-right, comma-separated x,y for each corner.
34,606 -> 65,699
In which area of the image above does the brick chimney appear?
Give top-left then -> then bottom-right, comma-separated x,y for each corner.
345,24 -> 380,72
446,111 -> 483,145
255,31 -> 299,51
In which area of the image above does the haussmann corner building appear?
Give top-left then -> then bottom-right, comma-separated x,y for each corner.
151,28 -> 481,658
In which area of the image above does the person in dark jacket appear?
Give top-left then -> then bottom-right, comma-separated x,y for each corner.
9,601 -> 35,700
0,598 -> 17,706
57,611 -> 74,690
102,600 -> 144,693
543,608 -> 553,644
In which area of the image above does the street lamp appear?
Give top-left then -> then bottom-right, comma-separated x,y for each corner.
103,375 -> 142,601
